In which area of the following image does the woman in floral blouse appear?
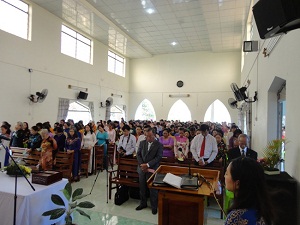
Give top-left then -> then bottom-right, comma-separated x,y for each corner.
39,129 -> 57,170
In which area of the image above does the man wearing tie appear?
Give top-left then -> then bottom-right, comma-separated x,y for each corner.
190,124 -> 218,166
227,134 -> 257,162
136,126 -> 163,215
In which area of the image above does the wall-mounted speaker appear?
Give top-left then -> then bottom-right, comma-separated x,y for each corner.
253,0 -> 300,39
77,91 -> 88,100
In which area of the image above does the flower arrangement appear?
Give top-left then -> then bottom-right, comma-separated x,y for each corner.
5,162 -> 32,177
260,139 -> 285,171
42,182 -> 95,225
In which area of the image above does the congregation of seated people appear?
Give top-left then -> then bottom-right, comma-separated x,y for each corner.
0,119 -> 258,184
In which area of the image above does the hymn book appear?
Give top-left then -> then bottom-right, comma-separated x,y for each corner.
160,173 -> 198,190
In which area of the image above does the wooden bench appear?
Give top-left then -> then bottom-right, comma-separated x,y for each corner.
94,145 -> 104,174
108,157 -> 139,199
80,148 -> 91,178
55,151 -> 74,182
11,147 -> 41,166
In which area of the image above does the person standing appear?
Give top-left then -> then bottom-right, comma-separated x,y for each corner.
0,124 -> 11,167
159,128 -> 174,158
190,124 -> 218,166
227,134 -> 257,162
136,126 -> 163,215
117,125 -> 136,157
174,127 -> 189,158
65,128 -> 81,182
10,121 -> 25,148
26,126 -> 42,152
83,124 -> 97,174
39,129 -> 57,170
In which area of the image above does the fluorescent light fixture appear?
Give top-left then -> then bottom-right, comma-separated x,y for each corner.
111,93 -> 123,98
169,94 -> 190,98
171,41 -> 177,46
68,85 -> 88,92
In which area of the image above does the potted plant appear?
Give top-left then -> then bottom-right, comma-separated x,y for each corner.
42,182 -> 95,225
260,139 -> 285,175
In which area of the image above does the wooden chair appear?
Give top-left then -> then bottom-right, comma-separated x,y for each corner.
94,145 -> 104,174
108,157 -> 139,199
24,150 -> 41,166
107,143 -> 115,168
80,148 -> 91,178
55,151 -> 74,182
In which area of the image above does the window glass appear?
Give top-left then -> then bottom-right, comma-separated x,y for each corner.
0,0 -> 29,39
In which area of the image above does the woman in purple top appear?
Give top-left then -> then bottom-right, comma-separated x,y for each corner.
159,128 -> 174,158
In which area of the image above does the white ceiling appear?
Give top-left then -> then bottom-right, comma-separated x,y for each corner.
30,0 -> 252,58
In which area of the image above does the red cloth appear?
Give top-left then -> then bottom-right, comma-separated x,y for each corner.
200,136 -> 206,157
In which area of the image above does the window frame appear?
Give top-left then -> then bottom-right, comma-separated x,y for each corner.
0,0 -> 30,40
108,50 -> 125,77
61,24 -> 92,64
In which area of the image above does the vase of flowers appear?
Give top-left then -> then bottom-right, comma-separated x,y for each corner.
42,182 -> 95,225
260,139 -> 285,175
5,162 -> 32,177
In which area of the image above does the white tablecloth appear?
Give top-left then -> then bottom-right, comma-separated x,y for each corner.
0,172 -> 68,225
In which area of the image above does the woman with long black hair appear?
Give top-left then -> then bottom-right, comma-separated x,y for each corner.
224,157 -> 275,225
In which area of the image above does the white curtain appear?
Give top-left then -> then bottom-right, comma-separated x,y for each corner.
57,98 -> 70,122
88,102 -> 94,120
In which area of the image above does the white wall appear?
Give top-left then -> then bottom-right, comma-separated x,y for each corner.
242,14 -> 300,181
129,51 -> 241,122
0,2 -> 130,125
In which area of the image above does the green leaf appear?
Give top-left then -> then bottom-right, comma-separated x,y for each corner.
62,182 -> 72,201
50,208 -> 65,220
42,209 -> 57,216
72,188 -> 83,199
73,193 -> 89,201
77,201 -> 95,208
76,209 -> 91,220
51,194 -> 65,206
42,208 -> 65,220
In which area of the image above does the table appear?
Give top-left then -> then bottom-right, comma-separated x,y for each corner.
0,172 -> 68,225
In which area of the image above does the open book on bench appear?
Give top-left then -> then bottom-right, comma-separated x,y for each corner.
153,172 -> 198,190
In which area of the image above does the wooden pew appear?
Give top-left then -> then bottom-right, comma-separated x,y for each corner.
94,145 -> 104,174
55,151 -> 74,182
108,157 -> 139,199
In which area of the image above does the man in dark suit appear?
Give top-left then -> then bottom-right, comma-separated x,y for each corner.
227,134 -> 257,162
136,126 -> 163,215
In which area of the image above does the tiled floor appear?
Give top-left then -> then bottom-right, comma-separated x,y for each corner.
71,171 -> 225,225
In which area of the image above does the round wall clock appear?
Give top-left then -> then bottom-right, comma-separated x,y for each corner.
177,80 -> 184,88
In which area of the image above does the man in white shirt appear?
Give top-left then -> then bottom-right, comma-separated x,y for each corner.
117,125 -> 136,157
190,124 -> 218,166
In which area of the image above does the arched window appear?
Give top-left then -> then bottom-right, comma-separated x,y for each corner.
135,99 -> 156,121
204,99 -> 231,123
66,101 -> 92,125
110,105 -> 126,122
168,100 -> 191,122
